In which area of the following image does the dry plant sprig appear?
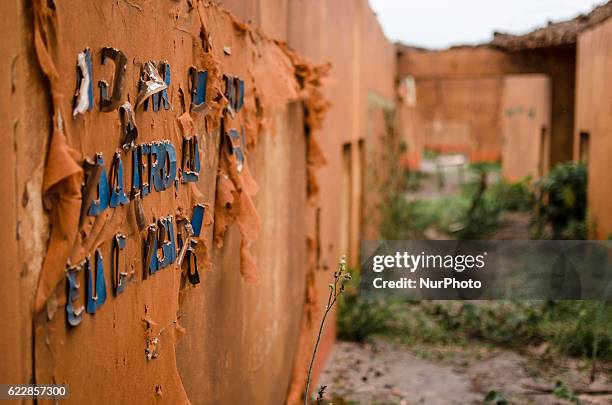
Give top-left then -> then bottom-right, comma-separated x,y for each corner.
304,256 -> 351,405
316,385 -> 327,405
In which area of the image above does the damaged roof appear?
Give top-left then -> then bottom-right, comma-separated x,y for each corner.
492,1 -> 612,50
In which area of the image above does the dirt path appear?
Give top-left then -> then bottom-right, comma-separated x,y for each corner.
318,339 -> 612,404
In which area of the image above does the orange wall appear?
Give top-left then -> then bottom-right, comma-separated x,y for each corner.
501,74 -> 551,182
573,18 -> 612,239
415,76 -> 504,161
215,0 -> 398,401
285,0 -> 397,399
397,46 -> 576,166
1,1 -> 327,404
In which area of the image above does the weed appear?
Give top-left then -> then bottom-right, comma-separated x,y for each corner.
488,179 -> 534,212
539,301 -> 612,361
483,389 -> 508,405
379,167 -> 530,240
304,257 -> 351,405
534,162 -> 587,239
552,380 -> 582,405
337,292 -> 396,343
452,172 -> 501,239
337,299 -> 612,363
423,148 -> 440,159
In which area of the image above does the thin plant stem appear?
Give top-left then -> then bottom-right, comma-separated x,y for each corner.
303,298 -> 333,405
303,258 -> 347,405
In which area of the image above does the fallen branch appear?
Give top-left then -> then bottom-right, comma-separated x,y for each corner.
522,383 -> 612,395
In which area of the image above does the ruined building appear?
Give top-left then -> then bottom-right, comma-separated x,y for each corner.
397,2 -> 612,183
0,0 -> 610,404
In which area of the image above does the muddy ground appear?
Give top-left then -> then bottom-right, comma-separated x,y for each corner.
318,339 -> 612,404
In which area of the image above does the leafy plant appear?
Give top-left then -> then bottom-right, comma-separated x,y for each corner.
452,171 -> 502,239
483,389 -> 508,405
552,380 -> 582,405
488,179 -> 534,212
379,195 -> 450,239
336,272 -> 396,342
539,301 -> 612,360
535,162 -> 587,239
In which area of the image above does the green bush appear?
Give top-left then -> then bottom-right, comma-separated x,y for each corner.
429,302 -> 544,346
336,273 -> 398,342
488,180 -> 534,212
535,162 -> 587,239
539,301 -> 612,360
378,195 -> 464,240
452,193 -> 502,239
336,292 -> 396,342
451,172 -> 502,239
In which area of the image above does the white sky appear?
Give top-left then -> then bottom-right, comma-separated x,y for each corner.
369,0 -> 605,49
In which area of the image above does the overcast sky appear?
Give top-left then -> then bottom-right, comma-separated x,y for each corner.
369,0 -> 605,49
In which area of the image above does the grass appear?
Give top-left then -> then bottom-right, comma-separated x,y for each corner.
379,173 -> 533,240
337,293 -> 612,362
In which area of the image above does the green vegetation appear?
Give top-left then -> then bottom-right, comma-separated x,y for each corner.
379,172 -> 533,240
469,161 -> 501,173
337,293 -> 612,362
381,161 -> 588,242
483,390 -> 509,405
363,160 -> 608,381
533,162 -> 588,239
552,380 -> 583,405
336,291 -> 397,343
423,148 -> 440,159
487,179 -> 534,212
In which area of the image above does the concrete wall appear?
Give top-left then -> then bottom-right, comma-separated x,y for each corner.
501,74 -> 551,181
0,1 -> 327,404
218,0 -> 398,398
284,0 -> 397,400
573,18 -> 612,239
0,0 -> 50,392
397,45 -> 576,167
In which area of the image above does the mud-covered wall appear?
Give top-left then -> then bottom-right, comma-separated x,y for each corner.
1,1 -> 328,404
573,18 -> 612,239
501,74 -> 551,182
225,0 -> 399,400
397,45 -> 575,166
0,0 -> 52,392
284,1 -> 397,401
397,47 -> 512,163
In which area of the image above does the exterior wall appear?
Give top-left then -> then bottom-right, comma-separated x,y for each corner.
573,18 -> 612,239
397,46 -> 575,166
177,103 -> 308,405
416,76 -> 504,161
0,0 -> 56,392
285,0 -> 397,400
1,1 -> 326,404
501,74 -> 551,182
397,77 -> 423,170
518,47 -> 576,166
397,47 -> 510,163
